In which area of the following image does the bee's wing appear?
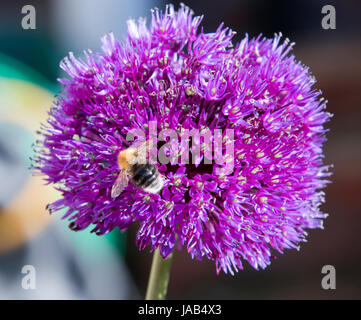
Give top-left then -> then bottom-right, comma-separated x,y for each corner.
111,169 -> 129,198
135,139 -> 155,164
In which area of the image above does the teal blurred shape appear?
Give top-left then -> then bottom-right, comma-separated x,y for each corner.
0,52 -> 58,94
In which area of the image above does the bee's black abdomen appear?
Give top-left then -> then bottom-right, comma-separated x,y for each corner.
132,164 -> 158,188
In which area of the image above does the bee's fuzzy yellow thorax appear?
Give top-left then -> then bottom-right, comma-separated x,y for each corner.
117,148 -> 136,170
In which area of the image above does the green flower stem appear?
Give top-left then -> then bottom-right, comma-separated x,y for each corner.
145,248 -> 173,300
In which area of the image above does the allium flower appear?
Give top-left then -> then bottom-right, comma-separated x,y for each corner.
34,4 -> 332,274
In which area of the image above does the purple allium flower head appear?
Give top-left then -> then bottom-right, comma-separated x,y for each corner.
34,4 -> 332,274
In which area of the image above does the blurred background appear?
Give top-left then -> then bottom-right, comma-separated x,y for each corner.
0,0 -> 360,299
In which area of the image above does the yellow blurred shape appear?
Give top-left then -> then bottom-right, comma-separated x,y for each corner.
0,77 -> 54,131
0,77 -> 57,253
